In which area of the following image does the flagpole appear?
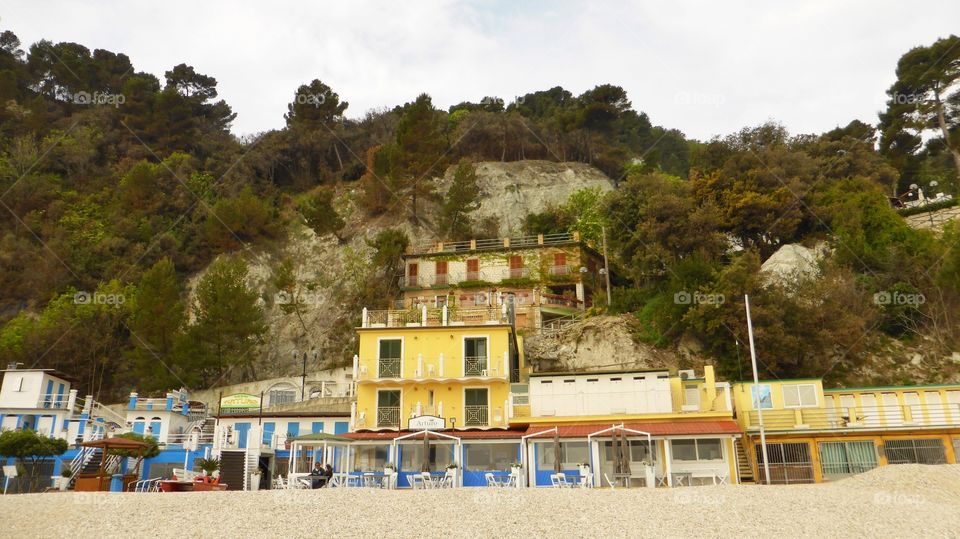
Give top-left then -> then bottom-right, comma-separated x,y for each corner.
745,294 -> 771,485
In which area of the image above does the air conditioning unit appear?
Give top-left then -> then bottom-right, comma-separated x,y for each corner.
481,369 -> 489,377
679,369 -> 695,380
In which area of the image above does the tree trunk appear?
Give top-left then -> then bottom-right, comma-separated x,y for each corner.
933,88 -> 960,183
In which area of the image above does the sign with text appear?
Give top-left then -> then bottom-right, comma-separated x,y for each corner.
220,393 -> 261,410
408,415 -> 445,430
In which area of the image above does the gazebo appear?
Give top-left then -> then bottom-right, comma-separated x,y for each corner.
286,433 -> 353,486
74,437 -> 151,492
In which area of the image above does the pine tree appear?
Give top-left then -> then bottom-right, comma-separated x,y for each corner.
439,159 -> 481,240
128,258 -> 185,391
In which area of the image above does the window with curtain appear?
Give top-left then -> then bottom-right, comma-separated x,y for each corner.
819,441 -> 878,480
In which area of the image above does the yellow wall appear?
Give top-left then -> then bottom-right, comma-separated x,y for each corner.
357,325 -> 515,379
355,324 -> 519,430
355,380 -> 512,430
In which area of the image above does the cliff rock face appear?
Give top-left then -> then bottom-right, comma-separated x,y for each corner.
437,160 -> 615,236
523,315 -> 684,373
187,160 -> 615,382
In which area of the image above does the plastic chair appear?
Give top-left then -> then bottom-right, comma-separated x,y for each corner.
603,473 -> 617,489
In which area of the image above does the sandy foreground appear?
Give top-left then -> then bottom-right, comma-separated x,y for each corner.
1,465 -> 959,539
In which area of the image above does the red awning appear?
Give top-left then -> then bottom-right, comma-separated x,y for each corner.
344,429 -> 526,441
524,420 -> 741,438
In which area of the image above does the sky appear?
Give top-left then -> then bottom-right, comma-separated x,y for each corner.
3,0 -> 959,141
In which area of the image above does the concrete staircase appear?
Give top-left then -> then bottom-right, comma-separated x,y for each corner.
736,438 -> 755,483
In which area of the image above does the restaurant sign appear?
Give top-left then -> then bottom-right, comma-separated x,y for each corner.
408,415 -> 445,430
220,393 -> 261,410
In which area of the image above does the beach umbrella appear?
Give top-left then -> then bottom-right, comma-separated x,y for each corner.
553,430 -> 563,474
421,432 -> 431,472
611,430 -> 621,476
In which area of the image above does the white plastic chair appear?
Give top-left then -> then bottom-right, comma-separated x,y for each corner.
550,473 -> 571,488
603,473 -> 617,489
484,472 -> 498,487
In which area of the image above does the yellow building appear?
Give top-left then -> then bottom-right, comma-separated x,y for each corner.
352,305 -> 522,432
732,379 -> 960,483
397,232 -> 607,329
507,366 -> 742,487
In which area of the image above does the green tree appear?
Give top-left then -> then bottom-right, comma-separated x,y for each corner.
438,159 -> 480,240
299,187 -> 345,241
394,94 -> 447,221
561,187 -> 608,243
879,35 -> 960,186
128,258 -> 185,392
190,256 -> 266,383
0,430 -> 67,493
108,432 -> 160,477
284,79 -> 349,128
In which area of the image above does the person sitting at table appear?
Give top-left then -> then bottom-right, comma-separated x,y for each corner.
309,462 -> 327,489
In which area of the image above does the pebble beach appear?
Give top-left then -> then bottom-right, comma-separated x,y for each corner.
2,465 -> 959,538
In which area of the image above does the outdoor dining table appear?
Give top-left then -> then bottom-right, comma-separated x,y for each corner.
361,472 -> 387,488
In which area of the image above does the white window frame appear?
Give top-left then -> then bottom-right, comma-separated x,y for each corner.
462,334 -> 491,376
782,383 -> 819,409
462,385 -> 491,427
376,336 -> 404,378
375,388 -> 403,429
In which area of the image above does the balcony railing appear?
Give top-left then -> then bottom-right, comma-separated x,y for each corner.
464,356 -> 489,376
541,293 -> 583,310
434,274 -> 450,286
378,358 -> 401,378
362,306 -> 507,328
464,405 -> 489,427
744,403 -> 960,431
465,270 -> 480,281
408,232 -> 579,256
377,406 -> 401,428
548,265 -> 573,276
37,394 -> 72,409
503,267 -> 531,280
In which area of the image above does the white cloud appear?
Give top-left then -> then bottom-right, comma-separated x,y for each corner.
4,0 -> 958,140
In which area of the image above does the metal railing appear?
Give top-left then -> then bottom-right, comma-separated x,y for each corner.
464,405 -> 489,427
503,267 -> 531,280
433,274 -> 449,286
37,394 -> 72,409
378,358 -> 401,378
744,403 -> 960,431
408,232 -> 578,256
464,356 -> 489,376
363,306 -> 506,328
377,407 -> 401,428
541,293 -> 584,310
548,265 -> 574,276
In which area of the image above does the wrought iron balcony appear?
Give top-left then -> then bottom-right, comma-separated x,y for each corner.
464,356 -> 489,376
464,405 -> 489,427
377,406 -> 401,428
378,358 -> 401,378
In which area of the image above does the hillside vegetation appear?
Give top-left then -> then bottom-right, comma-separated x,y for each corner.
0,29 -> 957,399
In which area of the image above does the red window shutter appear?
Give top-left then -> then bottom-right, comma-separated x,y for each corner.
436,261 -> 448,275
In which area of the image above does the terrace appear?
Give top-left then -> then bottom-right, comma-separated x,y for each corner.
407,232 -> 580,256
360,305 -> 509,328
742,402 -> 960,431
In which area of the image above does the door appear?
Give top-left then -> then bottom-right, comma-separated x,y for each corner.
407,263 -> 418,287
464,388 -> 489,427
149,418 -> 162,439
509,256 -> 523,279
466,259 -> 479,281
377,390 -> 401,428
435,261 -> 448,286
311,422 -> 324,434
235,422 -> 251,449
132,419 -> 145,435
552,253 -> 567,275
